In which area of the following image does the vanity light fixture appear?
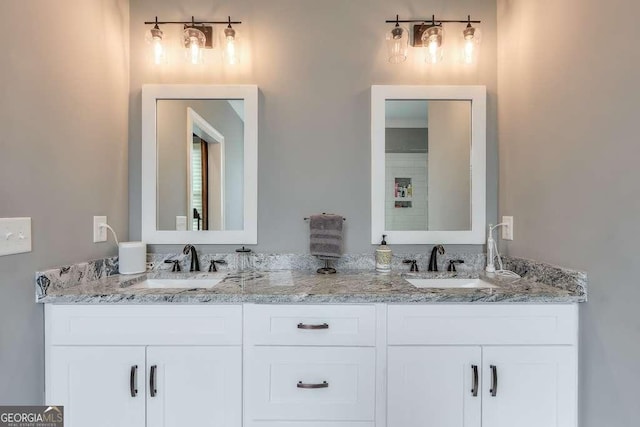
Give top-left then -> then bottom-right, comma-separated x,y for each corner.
144,15 -> 242,65
385,15 -> 481,64
420,18 -> 444,64
385,15 -> 409,64
462,16 -> 480,65
146,17 -> 166,65
223,16 -> 239,65
183,17 -> 209,65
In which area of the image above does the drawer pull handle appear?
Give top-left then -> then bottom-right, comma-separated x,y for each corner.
130,365 -> 138,397
150,365 -> 158,397
490,365 -> 498,397
297,323 -> 329,330
471,365 -> 478,397
297,381 -> 329,389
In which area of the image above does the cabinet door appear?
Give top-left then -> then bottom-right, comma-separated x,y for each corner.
146,346 -> 241,427
48,346 -> 146,427
482,346 -> 577,427
388,346 -> 481,427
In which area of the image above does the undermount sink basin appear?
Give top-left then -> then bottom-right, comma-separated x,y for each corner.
405,278 -> 497,289
129,277 -> 225,289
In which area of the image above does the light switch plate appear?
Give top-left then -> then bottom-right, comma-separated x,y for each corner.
0,217 -> 32,256
502,216 -> 514,240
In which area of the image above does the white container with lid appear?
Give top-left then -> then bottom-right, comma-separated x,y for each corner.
119,242 -> 146,274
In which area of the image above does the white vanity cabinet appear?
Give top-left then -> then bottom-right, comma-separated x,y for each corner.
387,304 -> 579,427
45,303 -> 578,427
45,305 -> 242,427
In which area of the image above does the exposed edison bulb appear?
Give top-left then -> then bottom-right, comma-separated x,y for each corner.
189,37 -> 201,64
427,39 -> 440,63
422,25 -> 444,64
463,39 -> 474,63
152,37 -> 164,65
224,26 -> 239,65
462,24 -> 479,64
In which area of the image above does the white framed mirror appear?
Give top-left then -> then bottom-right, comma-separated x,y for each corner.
371,85 -> 486,244
142,84 -> 258,244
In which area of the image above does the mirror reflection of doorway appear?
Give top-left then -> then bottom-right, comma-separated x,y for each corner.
187,108 -> 225,231
191,135 -> 208,230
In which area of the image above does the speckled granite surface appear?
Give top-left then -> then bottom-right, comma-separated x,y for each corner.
501,256 -> 587,295
35,256 -> 119,299
146,251 -> 486,274
36,253 -> 587,304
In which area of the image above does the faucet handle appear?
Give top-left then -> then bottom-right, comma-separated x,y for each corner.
164,259 -> 182,272
402,259 -> 419,272
447,259 -> 465,272
208,259 -> 227,272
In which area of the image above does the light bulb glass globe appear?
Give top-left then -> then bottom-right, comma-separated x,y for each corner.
145,26 -> 166,65
422,25 -> 444,64
386,25 -> 409,64
461,25 -> 480,65
223,26 -> 239,65
183,27 -> 206,64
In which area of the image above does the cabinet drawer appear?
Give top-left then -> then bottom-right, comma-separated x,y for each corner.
47,305 -> 242,345
245,347 -> 376,421
388,304 -> 578,345
244,305 -> 376,346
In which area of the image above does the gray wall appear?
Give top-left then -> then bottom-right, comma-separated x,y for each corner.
428,101 -> 471,230
129,0 -> 498,253
156,100 -> 244,230
0,0 -> 129,404
497,0 -> 640,425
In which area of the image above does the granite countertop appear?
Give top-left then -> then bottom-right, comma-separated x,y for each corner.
36,268 -> 587,304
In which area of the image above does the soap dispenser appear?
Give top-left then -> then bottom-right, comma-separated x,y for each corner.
375,235 -> 392,273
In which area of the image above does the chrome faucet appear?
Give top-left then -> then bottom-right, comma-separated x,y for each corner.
428,245 -> 445,272
182,244 -> 200,272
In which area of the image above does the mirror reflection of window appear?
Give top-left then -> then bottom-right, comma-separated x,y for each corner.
156,99 -> 245,231
384,100 -> 471,231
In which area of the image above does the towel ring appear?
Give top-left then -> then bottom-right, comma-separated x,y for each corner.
317,259 -> 337,275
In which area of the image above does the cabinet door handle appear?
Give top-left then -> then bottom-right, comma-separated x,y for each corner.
489,365 -> 498,397
130,365 -> 138,397
471,365 -> 478,397
297,381 -> 329,389
297,322 -> 329,330
150,365 -> 158,397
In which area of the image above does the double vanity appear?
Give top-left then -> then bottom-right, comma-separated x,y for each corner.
38,257 -> 586,427
34,83 -> 586,426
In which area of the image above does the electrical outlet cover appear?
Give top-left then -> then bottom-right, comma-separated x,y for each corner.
502,216 -> 514,240
93,216 -> 107,242
176,216 -> 188,231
